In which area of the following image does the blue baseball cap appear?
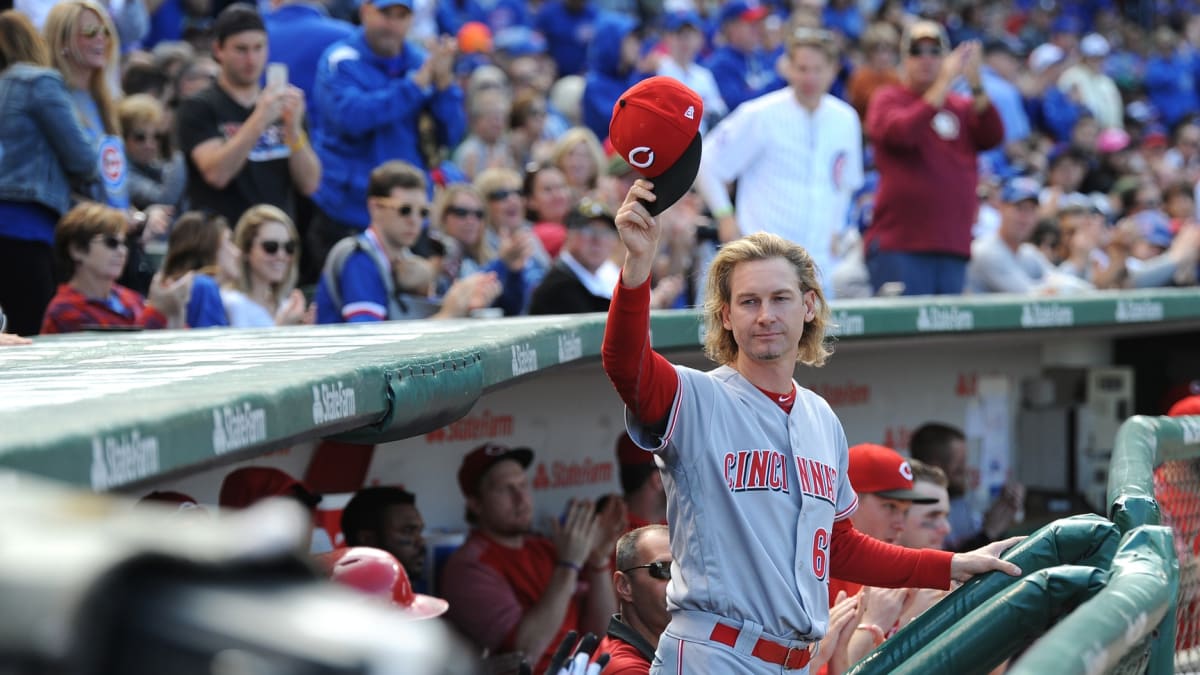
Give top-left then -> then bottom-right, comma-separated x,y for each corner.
717,0 -> 769,25
664,10 -> 703,32
360,0 -> 413,9
1001,176 -> 1041,204
1134,210 -> 1173,249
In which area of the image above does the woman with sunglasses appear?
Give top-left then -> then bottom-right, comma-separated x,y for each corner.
159,212 -> 242,328
222,204 -> 313,327
475,167 -> 552,314
45,1 -> 173,295
0,10 -> 98,337
120,94 -> 186,213
41,202 -> 191,334
431,184 -> 533,316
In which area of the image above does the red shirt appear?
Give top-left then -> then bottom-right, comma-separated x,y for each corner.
864,84 -> 1004,258
593,615 -> 655,675
40,283 -> 167,334
441,530 -> 584,674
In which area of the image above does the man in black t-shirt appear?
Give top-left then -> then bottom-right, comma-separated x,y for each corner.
176,5 -> 321,227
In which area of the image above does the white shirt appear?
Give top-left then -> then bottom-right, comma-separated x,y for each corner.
696,89 -> 864,286
1058,66 -> 1124,130
658,58 -> 728,132
221,289 -> 276,328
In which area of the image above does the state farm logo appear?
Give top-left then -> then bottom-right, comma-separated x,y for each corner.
1021,303 -> 1074,328
1115,299 -> 1164,323
312,381 -> 356,425
916,306 -> 974,332
91,430 -> 160,490
511,344 -> 538,376
212,403 -> 268,454
558,332 -> 582,362
531,458 -> 614,489
828,310 -> 865,337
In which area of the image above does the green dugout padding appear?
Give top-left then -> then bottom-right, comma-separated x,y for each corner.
1009,526 -> 1179,675
1,288 -> 1198,490
893,564 -> 1108,675
846,514 -> 1120,675
1108,415 -> 1200,534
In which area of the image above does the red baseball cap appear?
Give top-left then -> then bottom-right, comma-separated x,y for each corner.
1170,395 -> 1200,417
218,467 -> 322,510
608,76 -> 703,216
323,547 -> 449,621
848,444 -> 938,503
457,442 -> 534,497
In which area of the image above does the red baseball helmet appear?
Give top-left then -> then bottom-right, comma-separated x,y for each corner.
323,547 -> 448,621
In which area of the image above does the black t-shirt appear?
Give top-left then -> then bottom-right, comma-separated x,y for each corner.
176,84 -> 294,226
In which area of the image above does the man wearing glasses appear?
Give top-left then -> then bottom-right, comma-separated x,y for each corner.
599,524 -> 672,674
315,160 -> 500,322
864,21 -> 1004,296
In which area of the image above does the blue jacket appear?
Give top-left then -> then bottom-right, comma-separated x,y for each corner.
702,44 -> 785,112
265,3 -> 354,130
0,65 -> 97,235
1144,52 -> 1200,128
312,30 -> 466,229
582,13 -> 650,140
1033,86 -> 1086,142
535,0 -> 598,76
436,0 -> 488,37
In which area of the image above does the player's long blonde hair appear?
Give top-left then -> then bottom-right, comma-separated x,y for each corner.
702,232 -> 833,368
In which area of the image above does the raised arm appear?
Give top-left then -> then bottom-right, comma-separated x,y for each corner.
601,180 -> 680,427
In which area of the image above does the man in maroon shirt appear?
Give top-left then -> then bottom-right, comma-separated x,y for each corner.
441,443 -> 625,674
864,20 -> 1005,295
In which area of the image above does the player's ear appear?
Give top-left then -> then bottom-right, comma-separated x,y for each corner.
614,570 -> 634,603
721,303 -> 732,330
803,290 -> 817,322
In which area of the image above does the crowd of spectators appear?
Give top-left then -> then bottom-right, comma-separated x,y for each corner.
2,0 -> 1200,336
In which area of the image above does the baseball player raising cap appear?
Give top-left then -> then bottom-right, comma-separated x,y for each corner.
601,116 -> 1023,670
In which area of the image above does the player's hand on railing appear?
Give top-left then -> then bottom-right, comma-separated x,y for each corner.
950,536 -> 1023,582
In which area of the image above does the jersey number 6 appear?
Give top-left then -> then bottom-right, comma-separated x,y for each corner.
812,527 -> 830,581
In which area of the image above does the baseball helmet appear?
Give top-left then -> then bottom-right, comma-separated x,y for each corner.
323,547 -> 449,621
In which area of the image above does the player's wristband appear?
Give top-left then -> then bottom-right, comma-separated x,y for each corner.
557,560 -> 583,573
855,623 -> 887,646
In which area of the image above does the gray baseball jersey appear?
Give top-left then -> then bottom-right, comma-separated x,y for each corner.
626,363 -> 858,643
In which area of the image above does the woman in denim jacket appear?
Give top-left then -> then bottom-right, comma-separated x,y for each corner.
0,10 -> 98,336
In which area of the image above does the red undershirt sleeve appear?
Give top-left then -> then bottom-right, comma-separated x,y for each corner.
601,274 -> 679,427
829,518 -> 954,590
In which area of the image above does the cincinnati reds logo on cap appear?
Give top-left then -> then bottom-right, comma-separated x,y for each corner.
899,461 -> 913,481
628,146 -> 655,169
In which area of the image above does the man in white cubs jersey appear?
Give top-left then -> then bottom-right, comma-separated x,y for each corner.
695,28 -> 864,292
603,179 -> 1021,673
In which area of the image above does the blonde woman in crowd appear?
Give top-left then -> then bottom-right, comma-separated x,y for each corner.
45,0 -> 172,295
222,204 -> 313,327
551,127 -> 605,201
